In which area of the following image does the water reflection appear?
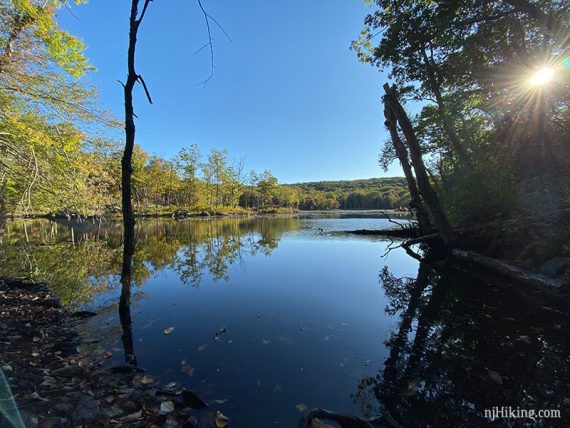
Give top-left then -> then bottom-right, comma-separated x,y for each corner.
2,218 -> 568,425
119,217 -> 137,366
0,217 -> 300,305
354,263 -> 570,426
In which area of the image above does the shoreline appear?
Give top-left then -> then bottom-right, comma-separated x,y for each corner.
4,208 -> 413,222
0,279 -> 225,428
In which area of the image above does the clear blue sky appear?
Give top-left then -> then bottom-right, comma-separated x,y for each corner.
59,0 -> 403,183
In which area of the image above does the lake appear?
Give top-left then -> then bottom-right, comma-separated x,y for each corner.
1,215 -> 568,426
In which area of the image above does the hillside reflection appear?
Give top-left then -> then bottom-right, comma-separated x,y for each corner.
353,264 -> 570,426
0,217 -> 299,305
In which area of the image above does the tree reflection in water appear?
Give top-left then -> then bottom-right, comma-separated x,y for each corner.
119,218 -> 137,366
0,217 -> 299,304
354,263 -> 570,426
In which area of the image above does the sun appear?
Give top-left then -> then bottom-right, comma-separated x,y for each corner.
529,67 -> 554,86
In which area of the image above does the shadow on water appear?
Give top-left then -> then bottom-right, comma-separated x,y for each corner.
353,262 -> 570,426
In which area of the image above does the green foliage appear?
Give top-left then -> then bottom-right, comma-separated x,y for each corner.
0,0 -> 117,217
356,0 -> 570,234
290,177 -> 410,210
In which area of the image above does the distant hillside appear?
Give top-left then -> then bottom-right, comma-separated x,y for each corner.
289,177 -> 407,192
286,177 -> 410,210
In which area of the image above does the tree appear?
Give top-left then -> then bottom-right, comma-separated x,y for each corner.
257,169 -> 278,208
0,0 -> 116,217
176,144 -> 201,207
355,0 -> 569,231
202,148 -> 229,208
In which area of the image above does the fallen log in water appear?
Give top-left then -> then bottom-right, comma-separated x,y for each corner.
346,228 -> 419,238
450,249 -> 564,289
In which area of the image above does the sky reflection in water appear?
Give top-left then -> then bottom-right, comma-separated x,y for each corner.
1,217 -> 568,427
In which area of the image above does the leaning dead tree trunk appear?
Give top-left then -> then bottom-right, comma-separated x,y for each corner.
383,84 -> 456,247
383,94 -> 432,235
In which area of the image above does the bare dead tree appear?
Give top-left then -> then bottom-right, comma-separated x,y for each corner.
382,96 -> 432,235
121,0 -> 228,283
383,83 -> 456,246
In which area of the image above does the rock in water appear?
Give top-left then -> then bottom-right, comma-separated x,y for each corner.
72,395 -> 100,424
51,365 -> 86,378
181,389 -> 208,409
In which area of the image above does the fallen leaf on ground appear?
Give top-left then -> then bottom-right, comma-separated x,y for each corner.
103,351 -> 113,359
160,401 -> 175,413
215,411 -> 230,428
296,403 -> 308,412
163,327 -> 175,335
140,375 -> 154,384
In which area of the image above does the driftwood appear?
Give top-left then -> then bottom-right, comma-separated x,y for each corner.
451,249 -> 563,289
298,408 -> 392,428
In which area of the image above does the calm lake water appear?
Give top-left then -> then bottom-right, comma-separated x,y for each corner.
1,215 -> 568,426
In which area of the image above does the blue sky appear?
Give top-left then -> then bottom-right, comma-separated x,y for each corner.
59,0 -> 402,183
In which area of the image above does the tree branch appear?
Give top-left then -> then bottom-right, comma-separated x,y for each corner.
137,74 -> 153,104
137,0 -> 153,26
196,0 -> 215,87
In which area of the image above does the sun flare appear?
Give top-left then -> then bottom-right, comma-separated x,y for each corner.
529,67 -> 554,86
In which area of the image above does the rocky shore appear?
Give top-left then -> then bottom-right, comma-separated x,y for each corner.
0,279 -> 228,428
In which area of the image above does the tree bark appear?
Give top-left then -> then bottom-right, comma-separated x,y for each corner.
122,1 -> 143,260
0,14 -> 32,74
383,95 -> 432,234
383,84 -> 456,247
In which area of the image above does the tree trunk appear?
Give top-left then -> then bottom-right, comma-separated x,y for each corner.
122,0 -> 142,259
383,95 -> 432,235
383,84 -> 456,246
0,14 -> 31,74
451,249 -> 563,289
